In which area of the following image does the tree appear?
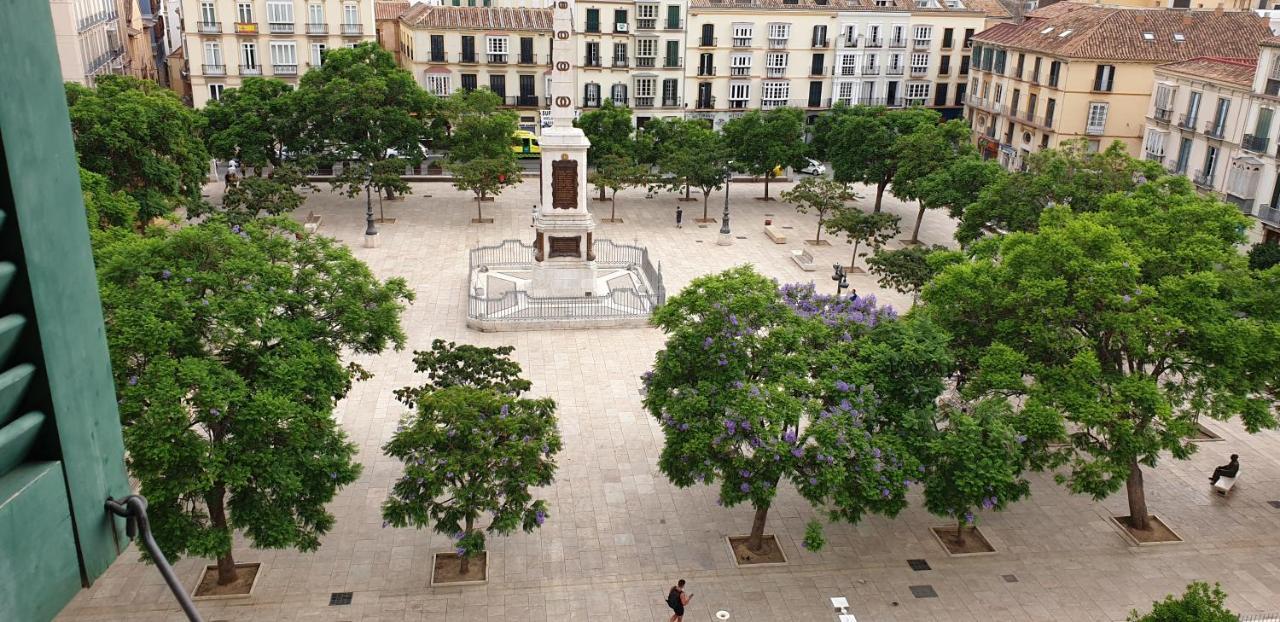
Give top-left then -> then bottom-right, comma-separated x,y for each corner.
957,140 -> 1162,244
782,177 -> 859,245
644,267 -> 925,555
451,157 -> 522,223
1128,582 -> 1236,622
1249,241 -> 1280,271
383,341 -> 560,575
589,153 -> 647,222
193,165 -> 315,224
203,77 -> 303,172
98,217 -> 413,585
430,88 -> 503,151
890,120 -> 993,245
447,106 -> 521,222
921,401 -> 1032,546
722,107 -> 808,200
66,75 -> 209,221
824,208 -> 900,272
659,122 -> 728,220
924,178 -> 1280,533
295,43 -> 433,206
824,106 -> 939,212
576,101 -> 634,200
81,168 -> 139,232
865,244 -> 956,304
809,103 -> 857,163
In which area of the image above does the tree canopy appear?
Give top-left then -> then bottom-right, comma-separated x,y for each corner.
1128,582 -> 1237,622
824,208 -> 900,272
821,106 -> 939,212
447,107 -> 521,221
658,121 -> 727,220
782,177 -> 858,244
722,107 -> 808,200
890,119 -> 991,244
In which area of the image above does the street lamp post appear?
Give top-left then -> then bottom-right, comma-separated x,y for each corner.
717,170 -> 733,246
831,264 -> 849,298
364,167 -> 379,248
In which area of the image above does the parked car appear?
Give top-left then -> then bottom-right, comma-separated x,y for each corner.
799,158 -> 826,176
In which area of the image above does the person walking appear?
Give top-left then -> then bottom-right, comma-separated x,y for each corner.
1210,454 -> 1239,485
666,579 -> 692,622
675,205 -> 683,228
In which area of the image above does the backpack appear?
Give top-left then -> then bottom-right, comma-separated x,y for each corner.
667,588 -> 681,609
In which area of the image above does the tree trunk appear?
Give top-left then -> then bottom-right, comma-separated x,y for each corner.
746,505 -> 770,553
911,203 -> 927,244
476,195 -> 483,221
205,486 -> 239,585
685,183 -> 691,200
763,173 -> 771,200
874,180 -> 887,213
703,192 -> 710,220
815,216 -> 824,244
459,516 -> 475,574
1126,457 -> 1150,531
599,186 -> 607,201
611,194 -> 617,220
384,186 -> 395,200
955,517 -> 966,546
850,240 -> 861,269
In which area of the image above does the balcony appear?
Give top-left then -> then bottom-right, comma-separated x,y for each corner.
695,97 -> 716,109
1085,124 -> 1105,136
1152,107 -> 1172,123
810,65 -> 826,76
1144,150 -> 1164,163
585,23 -> 600,34
1178,114 -> 1197,131
862,65 -> 880,75
273,64 -> 298,75
661,97 -> 681,107
888,38 -> 906,48
665,19 -> 683,30
637,18 -> 656,29
663,56 -> 682,68
842,37 -> 859,48
584,97 -> 602,108
837,65 -> 857,76
1243,133 -> 1270,153
197,21 -> 221,33
865,38 -> 883,48
306,23 -> 327,34
913,39 -> 931,49
584,57 -> 602,67
1203,120 -> 1226,140
697,65 -> 716,76
1259,204 -> 1280,226
910,66 -> 928,76
938,66 -> 950,76
768,38 -> 788,50
518,54 -> 543,65
635,97 -> 655,108
504,95 -> 541,107
341,23 -> 361,35
730,66 -> 750,76
240,64 -> 262,75
488,54 -> 508,64
885,66 -> 904,76
460,52 -> 478,64
636,57 -> 655,68
429,52 -> 446,63
766,66 -> 786,77
609,97 -> 629,106
612,57 -> 629,68
699,37 -> 717,47
234,21 -> 258,34
732,37 -> 752,47
812,37 -> 828,48
268,21 -> 293,33
1193,169 -> 1215,188
202,63 -> 226,75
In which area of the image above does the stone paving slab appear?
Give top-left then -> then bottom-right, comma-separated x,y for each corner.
58,181 -> 1280,622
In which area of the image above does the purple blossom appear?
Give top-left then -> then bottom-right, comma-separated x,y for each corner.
382,520 -> 389,528
1015,434 -> 1027,444
1122,294 -> 1132,303
724,420 -> 737,434
741,420 -> 751,431
740,483 -> 751,492
717,356 -> 728,367
456,547 -> 467,556
839,399 -> 852,412
791,447 -> 804,458
232,225 -> 242,233
185,277 -> 193,283
447,429 -> 457,437
127,375 -> 138,386
678,423 -> 689,431
783,429 -> 797,444
739,469 -> 751,478
749,385 -> 761,397
542,444 -> 551,454
703,336 -> 714,349
733,381 -> 745,389
964,511 -> 975,525
871,448 -> 881,459
729,314 -> 739,326
201,299 -> 209,306
243,284 -> 253,291
535,510 -> 546,526
808,477 -> 818,485
881,488 -> 891,498
160,270 -> 172,280
500,404 -> 509,417
209,408 -> 221,417
329,472 -> 338,479
835,380 -> 851,393
446,471 -> 454,478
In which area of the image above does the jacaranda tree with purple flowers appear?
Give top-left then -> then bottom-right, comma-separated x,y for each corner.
97,216 -> 412,586
644,267 -> 934,556
382,341 -> 561,575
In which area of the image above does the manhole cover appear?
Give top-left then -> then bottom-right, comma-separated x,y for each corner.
909,585 -> 938,599
736,236 -> 748,240
1269,501 -> 1280,509
907,559 -> 931,571
698,224 -> 709,229
1002,574 -> 1019,583
781,225 -> 794,230
329,592 -> 353,606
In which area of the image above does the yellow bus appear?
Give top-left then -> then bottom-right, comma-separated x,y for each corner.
512,130 -> 541,158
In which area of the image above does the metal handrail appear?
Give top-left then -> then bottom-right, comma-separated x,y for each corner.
106,496 -> 203,622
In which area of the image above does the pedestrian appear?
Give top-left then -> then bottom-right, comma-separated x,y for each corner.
849,288 -> 858,302
1210,454 -> 1239,484
675,205 -> 683,228
224,169 -> 237,191
666,579 -> 692,622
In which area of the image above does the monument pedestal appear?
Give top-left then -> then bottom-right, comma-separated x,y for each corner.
528,125 -> 595,298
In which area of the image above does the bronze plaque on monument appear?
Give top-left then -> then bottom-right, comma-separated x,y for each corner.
548,236 -> 581,258
551,159 -> 577,210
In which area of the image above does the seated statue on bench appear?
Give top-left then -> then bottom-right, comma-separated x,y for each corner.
1210,454 -> 1239,485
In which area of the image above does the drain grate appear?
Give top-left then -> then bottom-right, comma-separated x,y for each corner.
909,585 -> 938,599
698,224 -> 709,229
329,592 -> 353,606
907,559 -> 931,571
781,225 -> 794,230
736,236 -> 748,240
1002,574 -> 1019,583
1269,501 -> 1280,509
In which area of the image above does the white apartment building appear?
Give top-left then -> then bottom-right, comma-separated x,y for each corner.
576,0 -> 689,127
908,0 -> 992,119
50,0 -> 131,84
832,3 -> 911,108
1226,38 -> 1280,243
183,0 -> 377,106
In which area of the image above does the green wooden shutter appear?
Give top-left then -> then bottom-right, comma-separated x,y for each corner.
0,0 -> 131,620
666,5 -> 680,29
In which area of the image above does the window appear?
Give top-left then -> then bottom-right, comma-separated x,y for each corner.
342,3 -> 357,26
963,28 -> 974,49
1093,64 -> 1115,91
762,80 -> 789,108
461,74 -> 477,91
698,52 -> 714,75
934,83 -> 948,106
266,0 -> 292,25
584,82 -> 601,106
1015,53 -> 1024,78
1144,128 -> 1167,156
733,23 -> 753,47
993,49 -> 1006,74
203,41 -> 222,67
269,41 -> 296,67
942,28 -> 953,48
666,5 -> 681,29
489,74 -> 506,97
813,24 -> 827,46
1045,98 -> 1055,126
586,8 -> 600,32
424,74 -> 450,96
1211,97 -> 1230,134
610,83 -> 628,103
237,2 -> 252,22
1031,56 -> 1041,82
635,77 -> 655,106
586,42 -> 600,66
1142,31 -> 1154,41
769,23 -> 791,43
837,81 -> 854,105
766,51 -> 788,77
1186,91 -> 1202,124
1010,88 -> 1020,117
1154,83 -> 1174,112
959,54 -> 969,75
811,52 -> 824,75
209,83 -> 224,100
430,35 -> 445,62
241,42 -> 257,68
891,24 -> 905,45
637,38 -> 657,57
911,53 -> 928,69
663,78 -> 678,105
868,24 -> 881,45
488,36 -> 509,63
843,25 -> 858,47
696,82 -> 712,107
1087,102 -> 1108,134
1048,60 -> 1060,87
1027,94 -> 1037,119
701,24 -> 714,46
310,43 -> 326,66
731,53 -> 752,76
520,37 -> 534,63
1172,32 -> 1185,42
665,40 -> 680,67
637,3 -> 657,28
461,36 -> 476,62
1175,136 -> 1192,173
808,81 -> 822,107
612,42 -> 628,65
905,82 -> 929,103
1203,145 -> 1219,179
955,82 -> 966,106
913,26 -> 931,45
939,54 -> 950,75
200,1 -> 216,23
614,9 -> 628,31
729,81 -> 751,108
308,3 -> 323,25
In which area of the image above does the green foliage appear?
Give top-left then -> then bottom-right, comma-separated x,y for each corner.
821,106 -> 940,212
921,401 -> 1034,533
1127,582 -> 1237,622
97,217 -> 412,577
634,116 -> 685,169
891,120 -> 994,243
802,519 -> 826,552
198,165 -> 316,224
957,140 -> 1163,244
589,153 -> 648,220
432,88 -> 503,150
447,107 -> 521,216
924,179 -> 1280,526
203,77 -> 302,170
66,75 -> 209,221
450,157 -> 522,220
575,100 -> 634,162
865,244 -> 955,301
658,121 -> 727,219
824,208 -> 900,271
383,346 -> 560,570
80,167 -> 138,231
1248,241 -> 1280,271
782,177 -> 859,244
722,107 -> 808,199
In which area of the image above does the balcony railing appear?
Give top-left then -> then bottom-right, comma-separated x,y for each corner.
1085,124 -> 1105,136
837,65 -> 857,76
1178,114 -> 1197,131
1152,107 -> 1172,123
429,52 -> 446,62
732,37 -> 752,47
1204,120 -> 1226,139
341,23 -> 361,35
694,96 -> 716,109
862,65 -> 880,75
1193,169 -> 1215,188
306,22 -> 327,34
1144,150 -> 1164,163
518,54 -> 544,65
888,38 -> 907,48
504,95 -> 541,107
661,97 -> 681,107
913,39 -> 931,49
609,97 -> 629,106
636,57 -> 655,68
699,37 -> 717,47
584,57 -> 601,67
240,64 -> 262,75
664,56 -> 682,68
665,19 -> 683,30
268,21 -> 293,33
811,65 -> 826,76
768,38 -> 788,49
812,37 -> 828,47
635,97 -> 655,108
488,54 -> 508,64
202,63 -> 226,75
697,65 -> 716,76
234,21 -> 258,34
885,66 -> 904,75
938,66 -> 950,76
612,57 -> 629,68
460,52 -> 477,63
865,38 -> 883,48
197,21 -> 221,33
910,66 -> 928,76
637,18 -> 656,29
273,64 -> 298,75
766,66 -> 786,77
1259,204 -> 1280,226
1243,133 -> 1270,153
584,97 -> 602,108
730,66 -> 750,76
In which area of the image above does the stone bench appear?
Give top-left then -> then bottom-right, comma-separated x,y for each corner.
303,211 -> 322,234
764,225 -> 787,244
792,249 -> 816,271
1214,475 -> 1238,496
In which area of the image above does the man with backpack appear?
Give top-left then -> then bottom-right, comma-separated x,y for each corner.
666,579 -> 692,622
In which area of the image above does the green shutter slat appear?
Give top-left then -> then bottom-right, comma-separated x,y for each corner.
0,364 -> 34,427
0,411 -> 45,477
0,315 -> 26,368
0,262 -> 14,300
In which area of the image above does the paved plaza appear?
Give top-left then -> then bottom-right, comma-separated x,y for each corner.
59,180 -> 1280,622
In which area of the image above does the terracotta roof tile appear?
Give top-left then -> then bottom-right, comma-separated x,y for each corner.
401,6 -> 553,32
1156,56 -> 1256,88
690,0 -> 852,8
375,1 -> 409,21
974,2 -> 1270,61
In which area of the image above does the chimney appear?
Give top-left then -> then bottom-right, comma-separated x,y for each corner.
1214,3 -> 1224,13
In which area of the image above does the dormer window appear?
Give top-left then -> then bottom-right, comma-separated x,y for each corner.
1040,26 -> 1054,34
1141,32 -> 1154,41
1172,33 -> 1185,42
1057,29 -> 1073,37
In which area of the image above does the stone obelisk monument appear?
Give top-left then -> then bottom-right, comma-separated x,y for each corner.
528,0 -> 598,298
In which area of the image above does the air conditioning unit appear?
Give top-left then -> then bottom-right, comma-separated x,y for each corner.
615,23 -> 629,32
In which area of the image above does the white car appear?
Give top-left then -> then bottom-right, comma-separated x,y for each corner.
799,158 -> 826,176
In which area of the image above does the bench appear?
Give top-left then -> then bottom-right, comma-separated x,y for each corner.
1214,475 -> 1238,496
792,249 -> 816,271
303,211 -> 322,234
764,225 -> 787,244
